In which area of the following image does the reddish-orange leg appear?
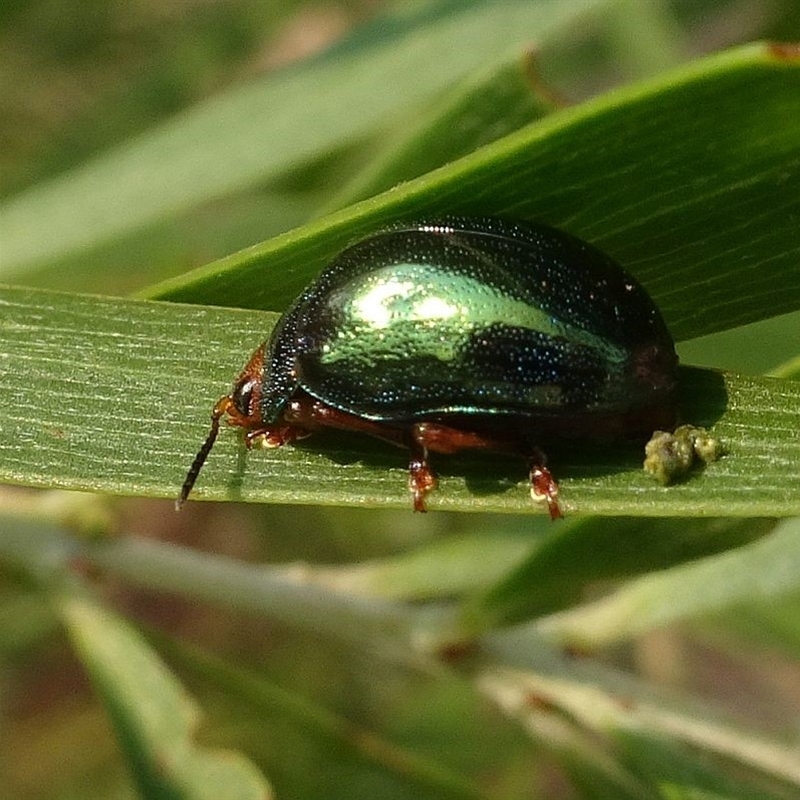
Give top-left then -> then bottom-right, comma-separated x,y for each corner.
410,422 -> 563,518
181,389 -> 563,518
528,459 -> 562,520
283,405 -> 565,517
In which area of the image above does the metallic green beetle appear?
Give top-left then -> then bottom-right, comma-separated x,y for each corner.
179,217 -> 679,517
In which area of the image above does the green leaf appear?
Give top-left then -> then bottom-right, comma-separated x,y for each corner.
59,591 -> 272,800
770,353 -> 800,380
150,632 -> 504,800
475,664 -> 800,799
142,42 -> 800,344
678,310 -> 800,375
703,592 -> 800,660
0,0 -> 593,279
1,50 -> 558,298
1,285 -> 798,516
321,52 -> 558,212
613,730 -> 800,800
461,517 -> 777,631
299,530 -> 546,602
535,517 -> 800,650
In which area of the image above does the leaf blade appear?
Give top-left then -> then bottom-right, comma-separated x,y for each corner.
1,285 -> 798,516
60,592 -> 272,800
142,43 -> 800,343
535,517 -> 800,649
0,0 -> 592,277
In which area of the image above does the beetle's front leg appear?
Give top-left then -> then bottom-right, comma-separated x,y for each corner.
244,424 -> 311,449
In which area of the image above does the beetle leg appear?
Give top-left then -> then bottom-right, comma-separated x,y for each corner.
279,394 -> 563,517
245,425 -> 310,449
409,421 -> 502,454
411,422 -> 563,519
409,424 -> 438,512
282,394 -> 410,446
527,450 -> 562,520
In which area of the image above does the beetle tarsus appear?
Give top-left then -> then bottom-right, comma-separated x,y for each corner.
408,455 -> 437,512
529,461 -> 562,519
408,430 -> 437,512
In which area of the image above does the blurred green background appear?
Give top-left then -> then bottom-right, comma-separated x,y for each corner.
1,2 -> 799,799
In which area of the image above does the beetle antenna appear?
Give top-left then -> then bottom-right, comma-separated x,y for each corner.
175,397 -> 231,511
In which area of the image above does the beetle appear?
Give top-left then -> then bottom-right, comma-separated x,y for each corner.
177,217 -> 679,518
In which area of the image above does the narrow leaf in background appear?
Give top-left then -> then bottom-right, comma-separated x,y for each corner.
60,592 -> 272,800
535,517 -> 800,650
0,0 -> 593,280
142,44 -> 800,348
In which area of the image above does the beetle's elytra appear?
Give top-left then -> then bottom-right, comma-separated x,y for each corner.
178,218 -> 679,518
